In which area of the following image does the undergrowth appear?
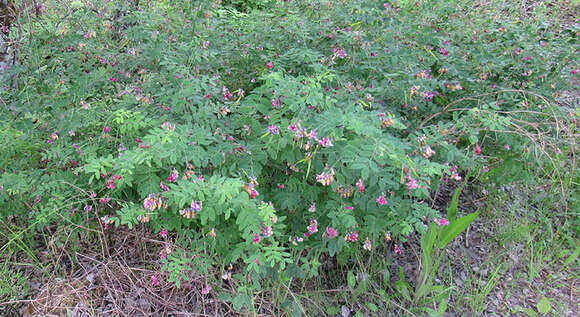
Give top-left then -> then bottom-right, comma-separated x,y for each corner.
0,0 -> 577,315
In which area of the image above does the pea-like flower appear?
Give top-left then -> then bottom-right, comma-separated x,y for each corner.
376,195 -> 388,206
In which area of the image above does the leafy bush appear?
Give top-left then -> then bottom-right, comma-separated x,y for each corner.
1,0 -> 576,289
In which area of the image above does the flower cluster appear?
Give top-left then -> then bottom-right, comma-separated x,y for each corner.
335,184 -> 354,198
378,113 -> 394,128
288,121 -> 334,149
344,231 -> 359,242
323,226 -> 339,239
167,169 -> 179,182
143,193 -> 168,211
159,181 -> 170,192
332,47 -> 348,59
105,174 -> 122,190
179,200 -> 203,219
316,168 -> 335,186
242,182 -> 259,199
356,179 -> 365,192
161,121 -> 176,131
267,125 -> 280,135
376,194 -> 388,206
304,219 -> 318,237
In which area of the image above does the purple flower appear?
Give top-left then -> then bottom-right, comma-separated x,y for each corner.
167,169 -> 179,183
376,195 -> 388,206
318,137 -> 333,148
160,182 -> 170,192
344,231 -> 358,242
268,125 -> 280,135
190,200 -> 203,212
325,227 -> 339,239
151,275 -> 159,286
307,219 -> 318,234
356,179 -> 365,192
406,178 -> 418,190
435,218 -> 450,226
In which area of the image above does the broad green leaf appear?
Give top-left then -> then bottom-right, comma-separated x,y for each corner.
347,270 -> 356,289
436,212 -> 479,248
537,297 -> 551,314
447,187 -> 462,221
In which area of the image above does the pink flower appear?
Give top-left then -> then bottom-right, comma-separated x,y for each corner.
143,195 -> 156,211
288,124 -> 298,132
159,229 -> 168,239
438,48 -> 449,56
34,195 -> 42,204
376,195 -> 388,206
363,238 -> 372,251
84,205 -> 93,213
109,77 -> 118,83
105,178 -> 116,189
99,196 -> 111,204
474,145 -> 482,155
394,244 -> 403,255
325,227 -> 339,239
307,219 -> 318,234
151,275 -> 159,286
344,231 -> 358,242
524,56 -> 532,61
268,125 -> 280,135
277,183 -> 285,189
267,62 -> 274,69
505,144 -> 510,151
406,178 -> 418,190
205,93 -> 211,99
201,284 -> 212,295
167,169 -> 179,182
222,86 -> 233,100
103,126 -> 111,133
1,25 -> 9,33
384,3 -> 390,8
435,218 -> 450,226
253,233 -> 261,243
190,200 -> 203,212
160,182 -> 170,192
308,203 -> 316,212
344,206 -> 354,210
250,188 -> 259,199
356,179 -> 365,192
318,137 -> 333,148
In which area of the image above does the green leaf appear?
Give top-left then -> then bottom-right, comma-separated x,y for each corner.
447,187 -> 462,221
347,270 -> 356,289
421,222 -> 438,256
537,297 -> 551,314
436,212 -> 478,248
563,246 -> 579,265
232,293 -> 251,311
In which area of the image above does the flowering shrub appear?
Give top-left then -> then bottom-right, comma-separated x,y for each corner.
0,0 -> 575,287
